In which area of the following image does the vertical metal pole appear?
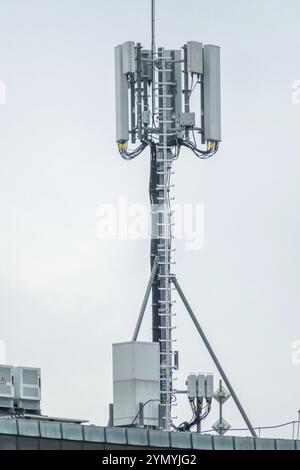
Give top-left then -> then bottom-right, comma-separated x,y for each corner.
149,0 -> 161,348
130,75 -> 136,144
197,419 -> 201,434
219,380 -> 223,432
151,0 -> 156,124
201,75 -> 205,145
150,0 -> 159,343
108,403 -> 114,427
142,58 -> 149,140
136,43 -> 143,141
158,404 -> 164,429
292,421 -> 295,440
150,149 -> 160,344
138,402 -> 144,427
196,399 -> 202,434
183,45 -> 190,139
297,410 -> 300,440
152,0 -> 155,51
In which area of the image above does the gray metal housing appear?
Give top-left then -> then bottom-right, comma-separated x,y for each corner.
187,41 -> 203,75
203,45 -> 221,142
205,373 -> 214,399
122,41 -> 136,75
197,374 -> 206,398
115,45 -> 129,142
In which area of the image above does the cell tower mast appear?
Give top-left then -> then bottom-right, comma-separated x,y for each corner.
114,0 -> 257,436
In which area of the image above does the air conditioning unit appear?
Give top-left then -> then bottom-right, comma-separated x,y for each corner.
14,367 -> 41,414
0,365 -> 14,410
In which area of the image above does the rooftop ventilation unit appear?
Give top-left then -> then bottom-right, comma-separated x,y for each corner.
0,365 -> 14,410
14,367 -> 41,414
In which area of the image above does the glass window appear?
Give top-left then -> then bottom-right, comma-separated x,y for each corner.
0,419 -> 17,435
127,429 -> 149,446
234,437 -> 255,450
83,426 -> 105,443
105,427 -> 127,445
39,421 -> 61,439
18,419 -> 40,437
61,423 -> 83,441
192,434 -> 213,450
149,430 -> 170,448
276,439 -> 296,450
213,436 -> 234,450
170,432 -> 192,449
255,438 -> 275,450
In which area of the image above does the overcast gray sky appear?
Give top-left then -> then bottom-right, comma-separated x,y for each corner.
0,0 -> 299,438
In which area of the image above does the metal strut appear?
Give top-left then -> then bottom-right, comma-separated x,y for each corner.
132,260 -> 159,342
131,266 -> 257,437
172,276 -> 258,438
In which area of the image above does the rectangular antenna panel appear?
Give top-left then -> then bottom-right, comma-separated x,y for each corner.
187,374 -> 197,399
197,374 -> 206,398
203,45 -> 221,142
174,50 -> 182,119
205,373 -> 214,399
187,41 -> 203,75
122,41 -> 136,75
115,45 -> 129,142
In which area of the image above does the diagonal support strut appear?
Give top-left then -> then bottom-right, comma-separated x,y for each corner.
132,259 -> 159,342
172,276 -> 257,438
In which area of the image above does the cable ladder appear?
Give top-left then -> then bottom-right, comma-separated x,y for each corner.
155,49 -> 177,430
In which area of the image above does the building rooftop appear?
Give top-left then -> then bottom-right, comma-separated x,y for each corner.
0,418 -> 298,450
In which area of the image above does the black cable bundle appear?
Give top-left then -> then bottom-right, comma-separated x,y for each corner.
179,138 -> 219,160
172,398 -> 212,432
118,141 -> 149,160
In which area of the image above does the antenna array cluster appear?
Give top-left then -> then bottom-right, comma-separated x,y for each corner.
115,40 -> 221,154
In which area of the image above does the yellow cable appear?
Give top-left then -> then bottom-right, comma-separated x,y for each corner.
118,142 -> 127,151
207,141 -> 217,152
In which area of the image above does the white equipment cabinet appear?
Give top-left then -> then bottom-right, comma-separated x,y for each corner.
113,342 -> 160,427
